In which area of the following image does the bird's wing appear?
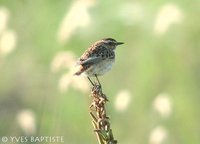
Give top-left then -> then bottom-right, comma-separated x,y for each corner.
76,44 -> 107,66
76,56 -> 102,66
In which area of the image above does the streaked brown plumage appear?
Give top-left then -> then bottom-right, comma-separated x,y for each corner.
74,38 -> 124,85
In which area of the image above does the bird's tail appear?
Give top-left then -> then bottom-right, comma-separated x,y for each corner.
74,65 -> 84,76
74,71 -> 82,76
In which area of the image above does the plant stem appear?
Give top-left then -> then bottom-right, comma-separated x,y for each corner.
89,84 -> 117,144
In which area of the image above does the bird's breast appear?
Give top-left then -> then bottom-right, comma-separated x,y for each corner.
84,59 -> 115,77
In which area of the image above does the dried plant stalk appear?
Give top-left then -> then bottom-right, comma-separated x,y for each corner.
89,84 -> 117,144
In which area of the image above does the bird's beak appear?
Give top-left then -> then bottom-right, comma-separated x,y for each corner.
116,42 -> 124,45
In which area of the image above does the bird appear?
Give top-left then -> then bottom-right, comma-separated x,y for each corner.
74,38 -> 124,86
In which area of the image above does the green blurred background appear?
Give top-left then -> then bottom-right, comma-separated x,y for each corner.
0,0 -> 200,144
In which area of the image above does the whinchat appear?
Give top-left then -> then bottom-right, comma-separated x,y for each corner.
74,38 -> 124,85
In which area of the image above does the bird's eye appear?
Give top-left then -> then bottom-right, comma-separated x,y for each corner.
107,41 -> 113,45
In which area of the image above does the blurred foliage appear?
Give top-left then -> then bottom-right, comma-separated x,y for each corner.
0,0 -> 200,144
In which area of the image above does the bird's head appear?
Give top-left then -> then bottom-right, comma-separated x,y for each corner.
96,38 -> 124,50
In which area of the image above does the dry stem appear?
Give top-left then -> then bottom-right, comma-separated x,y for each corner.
89,83 -> 117,144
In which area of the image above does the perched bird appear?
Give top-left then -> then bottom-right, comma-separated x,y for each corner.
74,38 -> 124,85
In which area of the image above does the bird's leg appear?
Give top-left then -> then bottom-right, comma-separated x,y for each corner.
95,74 -> 101,87
87,77 -> 94,86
